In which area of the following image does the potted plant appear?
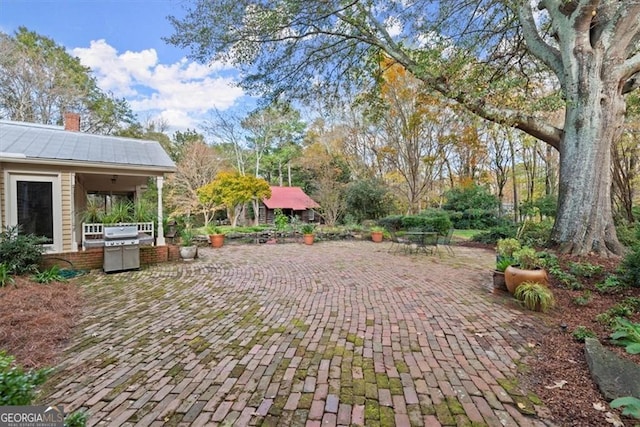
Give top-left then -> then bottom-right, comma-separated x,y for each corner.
207,224 -> 225,248
493,258 -> 512,293
301,223 -> 316,245
504,247 -> 548,294
370,226 -> 385,243
493,238 -> 520,293
514,281 -> 556,312
179,228 -> 197,261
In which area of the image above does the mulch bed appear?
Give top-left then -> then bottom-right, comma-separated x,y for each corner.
515,254 -> 640,426
0,276 -> 82,368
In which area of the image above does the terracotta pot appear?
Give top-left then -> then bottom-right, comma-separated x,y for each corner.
303,234 -> 315,245
371,231 -> 384,243
504,265 -> 548,294
209,234 -> 225,248
492,271 -> 508,294
179,245 -> 197,261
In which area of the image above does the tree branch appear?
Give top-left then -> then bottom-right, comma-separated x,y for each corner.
518,3 -> 563,77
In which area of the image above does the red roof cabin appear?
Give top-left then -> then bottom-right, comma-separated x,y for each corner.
260,186 -> 320,224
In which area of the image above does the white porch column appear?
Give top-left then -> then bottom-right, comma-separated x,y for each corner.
156,176 -> 166,246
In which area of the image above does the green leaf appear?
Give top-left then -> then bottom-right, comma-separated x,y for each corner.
611,396 -> 640,419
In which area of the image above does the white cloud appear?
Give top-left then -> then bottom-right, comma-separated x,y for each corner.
71,40 -> 245,130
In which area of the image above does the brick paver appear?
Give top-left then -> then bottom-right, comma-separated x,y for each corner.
40,241 -> 553,426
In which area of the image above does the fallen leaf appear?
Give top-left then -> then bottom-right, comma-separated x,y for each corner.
604,411 -> 624,427
593,402 -> 606,411
517,402 -> 526,409
544,380 -> 567,389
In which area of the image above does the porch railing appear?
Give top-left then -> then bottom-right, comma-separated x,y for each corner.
82,222 -> 155,250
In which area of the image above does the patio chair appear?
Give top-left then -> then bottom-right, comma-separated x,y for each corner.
438,228 -> 455,256
386,228 -> 408,253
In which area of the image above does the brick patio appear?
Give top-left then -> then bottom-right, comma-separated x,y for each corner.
40,241 -> 552,426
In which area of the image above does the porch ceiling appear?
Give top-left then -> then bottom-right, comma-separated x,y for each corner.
79,173 -> 149,192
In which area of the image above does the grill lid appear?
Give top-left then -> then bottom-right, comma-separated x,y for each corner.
104,225 -> 138,240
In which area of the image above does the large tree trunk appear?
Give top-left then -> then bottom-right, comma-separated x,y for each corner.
551,51 -> 626,256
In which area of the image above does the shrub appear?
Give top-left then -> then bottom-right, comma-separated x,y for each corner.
513,247 -> 542,270
401,211 -> 452,234
615,221 -> 638,247
273,208 -> 289,231
568,261 -> 604,278
378,215 -> 404,232
0,351 -> 51,405
514,282 -> 555,312
620,242 -> 640,288
496,238 -> 521,259
442,184 -> 500,229
518,219 -> 553,247
596,275 -> 627,294
572,326 -> 596,342
344,179 -> 393,222
0,263 -> 15,288
0,225 -> 47,275
572,290 -> 592,306
472,223 -> 518,244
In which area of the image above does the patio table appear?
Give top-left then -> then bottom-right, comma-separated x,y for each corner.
404,230 -> 439,255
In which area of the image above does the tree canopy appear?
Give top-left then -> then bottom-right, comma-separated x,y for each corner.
169,0 -> 640,255
0,27 -> 135,134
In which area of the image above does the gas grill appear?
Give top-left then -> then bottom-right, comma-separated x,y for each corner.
103,225 -> 140,273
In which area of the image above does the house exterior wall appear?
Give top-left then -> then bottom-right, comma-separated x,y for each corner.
61,172 -> 73,252
0,167 -> 4,229
260,205 -> 318,225
1,161 -> 168,254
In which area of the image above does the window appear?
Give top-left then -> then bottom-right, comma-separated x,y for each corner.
8,173 -> 61,252
17,180 -> 54,243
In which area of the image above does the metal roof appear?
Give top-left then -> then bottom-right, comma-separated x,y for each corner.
0,120 -> 175,171
263,186 -> 320,210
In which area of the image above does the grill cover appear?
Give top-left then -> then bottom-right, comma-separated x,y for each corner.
104,225 -> 138,240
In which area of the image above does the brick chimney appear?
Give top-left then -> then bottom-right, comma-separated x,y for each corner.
64,112 -> 81,132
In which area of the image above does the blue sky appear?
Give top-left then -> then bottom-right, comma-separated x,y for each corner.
0,0 -> 252,131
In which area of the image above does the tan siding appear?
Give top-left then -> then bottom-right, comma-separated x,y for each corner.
0,168 -> 4,228
61,172 -> 72,251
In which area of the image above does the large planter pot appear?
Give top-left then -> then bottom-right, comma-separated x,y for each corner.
492,271 -> 508,294
180,245 -> 197,261
504,265 -> 548,294
209,234 -> 225,248
303,234 -> 315,245
371,231 -> 384,243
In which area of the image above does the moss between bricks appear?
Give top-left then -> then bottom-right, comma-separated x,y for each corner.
496,377 -> 541,416
365,399 -> 380,421
340,387 -> 354,405
187,336 -> 210,354
434,401 -> 456,425
380,406 -> 395,426
105,370 -> 147,401
446,396 -> 465,415
395,360 -> 409,374
297,393 -> 313,409
346,333 -> 364,347
389,378 -> 404,395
